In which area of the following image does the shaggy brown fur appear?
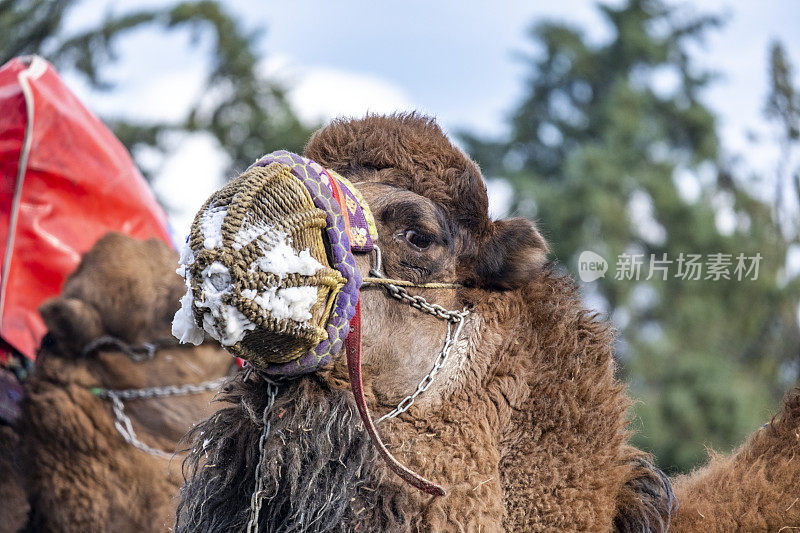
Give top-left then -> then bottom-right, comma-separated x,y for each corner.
178,114 -> 676,532
670,388 -> 800,531
305,114 -> 549,290
2,233 -> 233,532
478,273 -> 677,532
0,425 -> 28,533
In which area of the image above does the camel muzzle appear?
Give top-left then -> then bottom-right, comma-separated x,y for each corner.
172,151 -> 364,375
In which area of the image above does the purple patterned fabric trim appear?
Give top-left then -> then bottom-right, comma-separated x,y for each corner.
248,151 -> 361,376
320,168 -> 375,252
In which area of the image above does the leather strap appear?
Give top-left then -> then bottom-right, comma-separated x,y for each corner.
345,298 -> 446,497
329,162 -> 444,496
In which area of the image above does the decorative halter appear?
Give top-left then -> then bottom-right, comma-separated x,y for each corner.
173,150 -> 468,501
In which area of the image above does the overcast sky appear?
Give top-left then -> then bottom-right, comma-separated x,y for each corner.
59,0 -> 800,241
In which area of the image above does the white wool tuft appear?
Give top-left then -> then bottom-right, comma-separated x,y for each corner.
272,286 -> 319,321
192,262 -> 256,346
242,285 -> 318,322
201,206 -> 227,250
255,234 -> 324,279
172,288 -> 204,345
176,241 -> 195,277
232,219 -> 277,251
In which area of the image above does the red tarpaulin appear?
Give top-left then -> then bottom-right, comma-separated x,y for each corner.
0,56 -> 173,363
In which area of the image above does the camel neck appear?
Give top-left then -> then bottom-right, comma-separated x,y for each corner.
494,273 -> 673,530
31,343 -> 233,453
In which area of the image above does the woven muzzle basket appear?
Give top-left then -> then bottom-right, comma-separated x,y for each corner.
185,162 -> 345,368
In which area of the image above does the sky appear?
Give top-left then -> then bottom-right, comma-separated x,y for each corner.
58,0 -> 800,242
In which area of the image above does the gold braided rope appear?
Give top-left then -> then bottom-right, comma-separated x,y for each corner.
361,277 -> 461,289
185,163 -> 345,368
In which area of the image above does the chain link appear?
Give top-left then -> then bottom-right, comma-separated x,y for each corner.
92,376 -> 229,458
379,282 -> 467,323
367,244 -> 467,323
105,392 -> 172,459
92,378 -> 228,401
368,245 -> 470,423
376,312 -> 467,423
81,335 -> 180,362
246,378 -> 278,533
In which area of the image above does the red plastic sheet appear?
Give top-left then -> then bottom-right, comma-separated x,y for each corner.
0,56 -> 173,362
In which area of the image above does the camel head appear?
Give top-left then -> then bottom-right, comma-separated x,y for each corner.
37,233 -> 230,400
23,235 -> 236,532
176,114 -> 673,532
307,115 -> 547,398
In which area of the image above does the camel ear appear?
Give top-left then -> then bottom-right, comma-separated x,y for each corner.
39,297 -> 103,356
474,218 -> 548,290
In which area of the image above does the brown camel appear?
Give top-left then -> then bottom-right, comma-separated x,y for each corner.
0,233 -> 234,532
176,114 -> 800,532
0,425 -> 27,532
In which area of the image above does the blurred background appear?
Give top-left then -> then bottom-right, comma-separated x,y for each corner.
2,0 -> 799,475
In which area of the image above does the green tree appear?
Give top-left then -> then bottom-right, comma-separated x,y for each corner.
765,40 -> 800,237
0,0 -> 312,178
463,0 -> 800,473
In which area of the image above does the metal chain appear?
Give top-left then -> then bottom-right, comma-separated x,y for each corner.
92,378 -> 228,401
367,245 -> 470,423
105,392 -> 172,459
92,376 -> 228,458
376,312 -> 467,423
378,282 -> 468,323
367,244 -> 467,323
246,378 -> 278,533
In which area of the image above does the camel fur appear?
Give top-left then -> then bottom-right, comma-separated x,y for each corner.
0,424 -> 28,533
0,233 -> 233,532
670,389 -> 800,531
176,114 -> 800,532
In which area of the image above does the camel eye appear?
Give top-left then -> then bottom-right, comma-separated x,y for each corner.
404,229 -> 433,250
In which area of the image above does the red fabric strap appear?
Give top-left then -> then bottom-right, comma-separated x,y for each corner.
345,299 -> 446,496
329,162 -> 444,496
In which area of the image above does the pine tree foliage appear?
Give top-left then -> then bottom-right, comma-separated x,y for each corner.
463,0 -> 800,472
0,0 -> 312,177
766,41 -> 800,236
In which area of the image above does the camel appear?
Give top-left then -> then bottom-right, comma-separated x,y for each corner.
0,233 -> 235,532
174,114 -> 799,532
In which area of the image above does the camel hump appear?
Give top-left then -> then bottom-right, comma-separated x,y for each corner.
670,386 -> 800,531
38,232 -> 182,355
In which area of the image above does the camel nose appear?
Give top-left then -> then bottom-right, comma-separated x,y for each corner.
173,159 -> 348,371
